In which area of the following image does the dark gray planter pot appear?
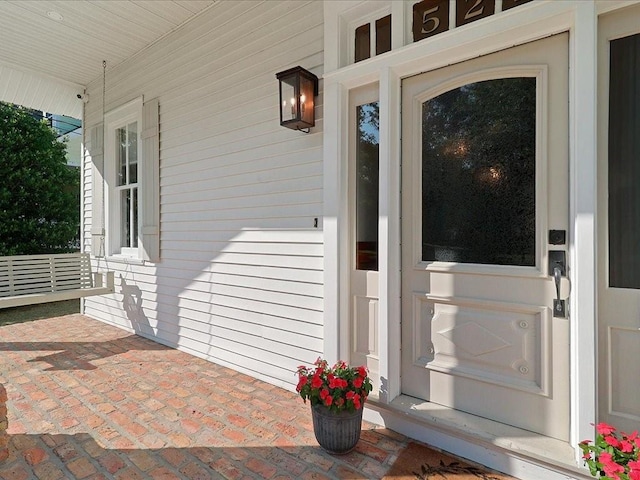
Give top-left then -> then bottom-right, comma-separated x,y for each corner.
311,404 -> 364,455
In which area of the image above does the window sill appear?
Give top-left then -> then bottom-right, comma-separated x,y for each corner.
104,255 -> 145,266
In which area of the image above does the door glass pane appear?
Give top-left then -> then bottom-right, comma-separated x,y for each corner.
421,77 -> 536,266
609,34 -> 640,289
356,102 -> 379,270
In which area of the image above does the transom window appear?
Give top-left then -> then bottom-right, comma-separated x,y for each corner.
354,14 -> 391,63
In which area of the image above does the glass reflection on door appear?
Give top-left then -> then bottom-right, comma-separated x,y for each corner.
421,77 -> 537,266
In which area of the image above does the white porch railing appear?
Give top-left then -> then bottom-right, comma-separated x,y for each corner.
0,253 -> 114,309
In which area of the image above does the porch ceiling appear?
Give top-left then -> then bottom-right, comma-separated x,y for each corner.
0,0 -> 217,117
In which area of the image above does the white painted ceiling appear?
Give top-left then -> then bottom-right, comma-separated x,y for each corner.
0,0 -> 217,117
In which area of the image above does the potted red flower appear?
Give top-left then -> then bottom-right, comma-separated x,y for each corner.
296,358 -> 373,454
579,422 -> 640,479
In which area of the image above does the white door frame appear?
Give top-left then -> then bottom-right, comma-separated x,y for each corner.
322,0 -> 622,457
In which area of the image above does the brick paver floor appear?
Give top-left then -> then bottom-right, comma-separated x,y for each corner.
0,314 -> 513,480
0,314 -> 413,479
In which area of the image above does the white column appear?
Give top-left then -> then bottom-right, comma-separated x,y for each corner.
323,79 -> 349,364
570,0 -> 597,459
377,67 -> 402,403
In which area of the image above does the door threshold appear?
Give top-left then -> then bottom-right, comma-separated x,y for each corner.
365,394 -> 591,480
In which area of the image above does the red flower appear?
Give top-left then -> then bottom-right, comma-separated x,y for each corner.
296,375 -> 308,392
358,366 -> 367,378
311,374 -> 323,389
629,460 -> 640,480
320,388 -> 329,400
353,395 -> 361,409
346,391 -> 355,400
605,435 -> 621,449
353,376 -> 363,388
324,395 -> 333,406
599,452 -> 625,478
620,439 -> 634,453
596,423 -> 616,435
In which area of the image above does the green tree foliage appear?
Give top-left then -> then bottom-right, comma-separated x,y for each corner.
0,102 -> 80,255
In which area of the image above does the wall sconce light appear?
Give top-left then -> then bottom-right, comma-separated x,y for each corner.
276,66 -> 318,133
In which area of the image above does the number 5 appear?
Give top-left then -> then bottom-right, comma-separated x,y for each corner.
422,6 -> 441,34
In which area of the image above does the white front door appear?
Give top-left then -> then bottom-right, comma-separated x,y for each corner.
597,4 -> 640,433
401,34 -> 570,441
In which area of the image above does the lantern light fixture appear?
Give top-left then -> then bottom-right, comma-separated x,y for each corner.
276,66 -> 318,133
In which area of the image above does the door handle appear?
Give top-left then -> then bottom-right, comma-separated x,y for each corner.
550,251 -> 567,318
553,266 -> 562,302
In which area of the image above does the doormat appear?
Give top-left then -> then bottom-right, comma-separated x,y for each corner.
383,442 -> 515,480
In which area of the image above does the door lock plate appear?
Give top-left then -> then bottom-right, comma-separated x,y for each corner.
549,250 -> 566,276
553,299 -> 566,318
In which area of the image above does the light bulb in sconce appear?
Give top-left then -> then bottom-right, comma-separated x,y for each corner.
290,97 -> 296,117
300,94 -> 306,116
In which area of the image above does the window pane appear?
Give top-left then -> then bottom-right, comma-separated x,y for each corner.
116,127 -> 127,186
121,189 -> 131,248
421,77 -> 536,266
132,187 -> 139,248
609,34 -> 640,288
375,15 -> 391,55
356,102 -> 379,270
128,122 -> 138,184
280,81 -> 296,122
355,23 -> 370,63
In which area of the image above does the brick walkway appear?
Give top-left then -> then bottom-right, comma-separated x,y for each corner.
0,314 -> 513,480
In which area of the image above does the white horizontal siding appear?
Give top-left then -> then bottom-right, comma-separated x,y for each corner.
83,0 -> 324,390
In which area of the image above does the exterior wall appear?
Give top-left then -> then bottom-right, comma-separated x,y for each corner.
82,0 -> 324,390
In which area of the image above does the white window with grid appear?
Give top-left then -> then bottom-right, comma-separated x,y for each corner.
104,98 -> 142,258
